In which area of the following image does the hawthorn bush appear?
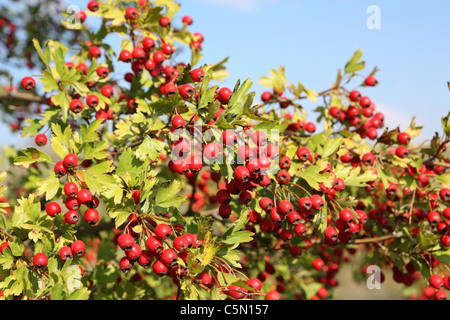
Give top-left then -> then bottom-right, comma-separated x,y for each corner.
0,0 -> 449,300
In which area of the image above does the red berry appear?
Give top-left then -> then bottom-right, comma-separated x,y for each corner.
312,258 -> 325,271
84,208 -> 99,225
155,223 -> 171,240
46,202 -> 61,217
58,246 -> 73,261
69,99 -> 84,113
265,290 -> 281,300
63,153 -> 78,168
159,16 -> 171,27
172,115 -> 185,129
190,68 -> 205,82
77,189 -> 92,205
397,132 -> 411,145
395,146 -> 409,158
35,134 -> 47,147
71,240 -> 86,257
64,210 -> 79,224
365,75 -> 378,86
125,7 -> 138,20
182,15 -> 193,25
87,1 -> 99,12
429,275 -> 444,289
118,233 -> 135,251
153,260 -> 168,276
120,257 -> 132,273
296,147 -> 311,162
89,46 -> 102,59
21,76 -> 36,90
349,90 -> 361,102
33,252 -> 48,269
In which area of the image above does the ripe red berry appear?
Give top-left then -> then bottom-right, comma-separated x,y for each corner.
155,223 -> 171,240
77,189 -> 92,205
265,290 -> 281,300
190,68 -> 205,82
143,37 -> 156,51
309,194 -> 324,211
362,153 -> 375,166
277,170 -> 290,184
259,197 -> 274,212
119,49 -> 132,63
71,240 -> 86,257
359,96 -> 371,108
120,257 -> 132,273
65,197 -> 80,211
126,243 -> 142,261
153,260 -> 168,276
145,236 -> 163,255
33,252 -> 48,269
312,258 -> 325,271
159,16 -> 171,27
84,208 -> 99,225
63,153 -> 78,169
138,250 -> 153,268
296,147 -> 311,162
395,146 -> 409,158
132,46 -> 146,61
118,233 -> 135,251
427,211 -> 441,227
219,204 -> 232,219
21,76 -> 36,90
217,87 -> 232,105
96,66 -> 109,78
429,275 -> 444,289
397,132 -> 411,145
182,15 -> 193,25
294,223 -> 307,237
239,191 -> 252,205
86,94 -> 99,108
35,134 -> 47,147
54,161 -> 68,177
58,246 -> 73,261
87,0 -> 99,12
365,75 -> 378,86
125,7 -> 138,20
153,50 -> 165,64
64,182 -> 79,197
349,90 -> 361,102
46,202 -> 61,217
278,200 -> 293,216
161,44 -> 173,55
101,85 -> 114,98
69,99 -> 84,113
64,210 -> 80,224
439,188 -> 450,202
339,209 -> 354,223
89,46 -> 102,59
160,248 -> 178,267
234,166 -> 250,183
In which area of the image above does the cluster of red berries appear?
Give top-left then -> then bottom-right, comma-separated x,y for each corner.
47,153 -> 100,225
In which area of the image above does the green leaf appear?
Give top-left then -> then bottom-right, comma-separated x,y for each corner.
135,137 -> 166,162
154,179 -> 187,208
344,49 -> 365,74
322,137 -> 343,159
14,148 -> 53,169
221,230 -> 254,245
80,119 -> 105,143
36,175 -> 60,201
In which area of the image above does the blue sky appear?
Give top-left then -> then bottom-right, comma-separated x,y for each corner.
1,0 -> 449,148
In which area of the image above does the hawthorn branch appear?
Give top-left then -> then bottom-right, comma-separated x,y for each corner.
0,91 -> 46,104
